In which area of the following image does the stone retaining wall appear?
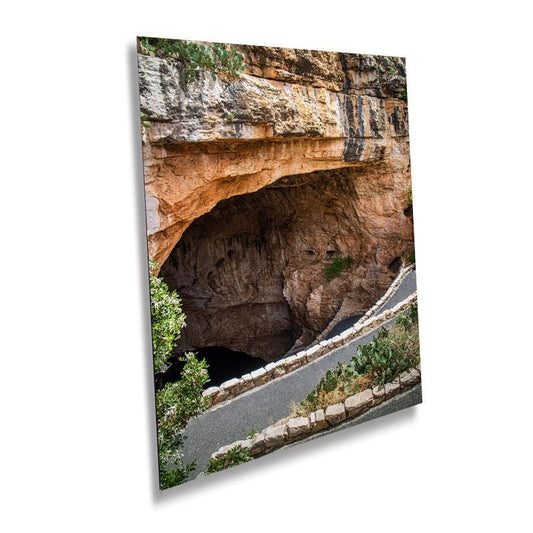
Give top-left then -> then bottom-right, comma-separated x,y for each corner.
202,285 -> 418,409
209,365 -> 421,463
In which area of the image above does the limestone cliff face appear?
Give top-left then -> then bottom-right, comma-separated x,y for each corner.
138,41 -> 413,361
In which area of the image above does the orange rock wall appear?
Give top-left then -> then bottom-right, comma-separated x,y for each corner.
138,45 -> 410,270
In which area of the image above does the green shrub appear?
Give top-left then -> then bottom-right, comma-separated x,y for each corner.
354,304 -> 419,386
159,464 -> 193,489
350,303 -> 419,386
247,429 -> 259,439
140,37 -> 246,82
296,304 -> 419,415
324,256 -> 354,282
156,352 -> 210,489
206,445 -> 252,474
149,260 -> 186,373
148,262 -> 211,489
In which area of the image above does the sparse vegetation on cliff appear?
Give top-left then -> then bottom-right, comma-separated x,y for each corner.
139,37 -> 246,82
324,255 -> 354,282
140,113 -> 151,128
295,304 -> 419,416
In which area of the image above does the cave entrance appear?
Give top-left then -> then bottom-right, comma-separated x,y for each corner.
159,164 -> 411,383
156,346 -> 265,389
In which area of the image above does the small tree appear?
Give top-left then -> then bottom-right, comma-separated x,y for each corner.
148,260 -> 210,489
149,260 -> 186,373
157,353 -> 210,488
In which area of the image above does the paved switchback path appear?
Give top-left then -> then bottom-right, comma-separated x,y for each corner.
324,269 -> 417,339
182,269 -> 417,476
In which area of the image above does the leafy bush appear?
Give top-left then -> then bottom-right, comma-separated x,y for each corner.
149,260 -> 186,373
206,445 -> 252,474
156,353 -> 210,489
296,305 -> 419,415
324,256 -> 354,282
140,37 -> 246,82
148,262 -> 211,488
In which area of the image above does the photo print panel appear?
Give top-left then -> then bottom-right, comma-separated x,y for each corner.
137,37 -> 421,490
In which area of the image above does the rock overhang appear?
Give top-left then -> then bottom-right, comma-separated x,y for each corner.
139,41 -> 413,363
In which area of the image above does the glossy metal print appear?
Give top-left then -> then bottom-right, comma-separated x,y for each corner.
137,37 -> 421,490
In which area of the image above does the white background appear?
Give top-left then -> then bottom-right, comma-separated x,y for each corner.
1,1 -> 532,531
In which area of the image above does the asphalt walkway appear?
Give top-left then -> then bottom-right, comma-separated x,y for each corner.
182,269 -> 417,476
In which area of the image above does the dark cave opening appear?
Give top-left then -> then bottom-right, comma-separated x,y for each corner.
155,346 -> 265,390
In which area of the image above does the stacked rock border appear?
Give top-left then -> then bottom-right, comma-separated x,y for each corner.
202,266 -> 417,409
210,365 -> 421,463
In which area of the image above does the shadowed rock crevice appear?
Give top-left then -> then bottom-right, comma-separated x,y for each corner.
160,165 -> 414,363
